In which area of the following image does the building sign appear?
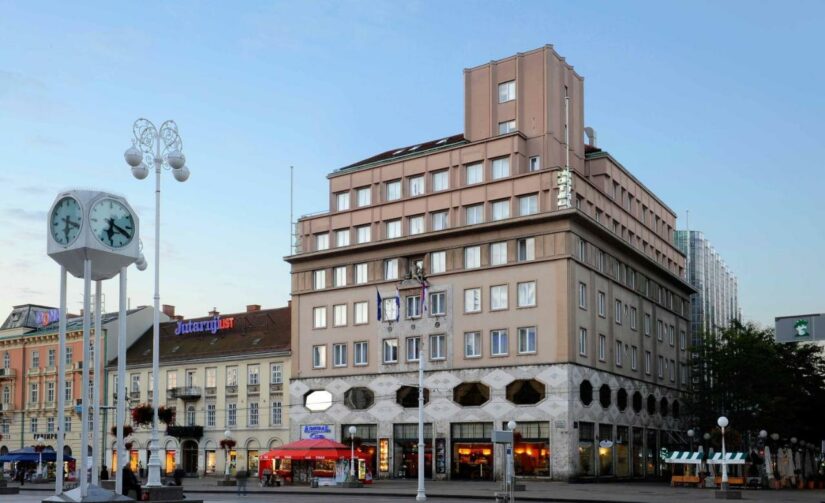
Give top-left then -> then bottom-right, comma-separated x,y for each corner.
300,424 -> 333,440
378,438 -> 389,473
775,314 -> 823,343
174,316 -> 235,335
35,309 -> 60,327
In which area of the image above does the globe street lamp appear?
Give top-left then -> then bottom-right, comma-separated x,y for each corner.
36,436 -> 45,478
687,429 -> 695,452
717,416 -> 729,491
125,118 -> 189,488
349,425 -> 357,479
224,430 -> 232,479
506,421 -> 517,503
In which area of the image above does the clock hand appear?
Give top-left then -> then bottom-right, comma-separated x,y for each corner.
104,218 -> 116,244
68,219 -> 80,229
112,222 -> 132,238
62,215 -> 72,241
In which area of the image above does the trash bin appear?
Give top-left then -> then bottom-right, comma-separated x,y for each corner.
311,478 -> 319,488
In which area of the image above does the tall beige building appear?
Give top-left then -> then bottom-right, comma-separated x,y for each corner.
286,45 -> 693,481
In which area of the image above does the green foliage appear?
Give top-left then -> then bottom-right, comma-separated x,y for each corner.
688,320 -> 825,440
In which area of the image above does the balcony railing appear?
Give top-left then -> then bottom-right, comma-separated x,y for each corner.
169,386 -> 202,400
130,391 -> 141,400
27,368 -> 40,376
0,368 -> 16,379
44,401 -> 56,409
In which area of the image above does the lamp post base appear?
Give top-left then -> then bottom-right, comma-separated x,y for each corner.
714,489 -> 742,500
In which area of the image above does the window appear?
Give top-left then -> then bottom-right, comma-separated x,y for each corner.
267,400 -> 282,426
578,282 -> 587,309
383,297 -> 399,321
29,382 -> 38,403
313,270 -> 326,290
670,359 -> 676,382
644,351 -> 651,375
464,332 -> 481,358
406,337 -> 421,361
409,215 -> 424,235
130,374 -> 140,393
354,302 -> 368,325
47,381 -> 55,402
316,233 -> 329,251
615,300 -> 622,324
528,156 -> 540,172
430,251 -> 446,274
406,295 -> 421,319
490,242 -> 507,265
47,348 -> 55,367
355,263 -> 368,284
598,334 -> 606,361
167,370 -> 177,390
658,355 -> 664,378
356,225 -> 371,244
615,341 -> 623,366
31,350 -> 39,368
64,416 -> 72,432
490,285 -> 508,310
644,313 -> 651,336
335,229 -> 350,247
630,346 -> 638,370
227,403 -> 237,427
430,334 -> 445,360
517,281 -> 536,307
681,364 -> 688,384
2,386 -> 9,403
336,191 -> 350,211
577,240 -> 587,261
270,364 -> 283,385
517,327 -> 537,354
465,204 -> 484,224
464,288 -> 481,313
333,343 -> 347,367
386,219 -> 401,239
333,266 -> 347,287
680,330 -> 687,351
597,291 -> 606,317
313,306 -> 327,329
432,170 -> 449,191
187,405 -> 196,426
491,157 -> 510,179
47,416 -> 55,432
517,237 -> 535,261
383,339 -> 398,363
657,320 -> 663,341
226,367 -> 238,386
518,194 -> 538,216
2,351 -> 8,368
630,307 -> 637,330
669,325 -> 675,346
409,175 -> 425,197
384,258 -> 399,279
579,328 -> 587,356
65,380 -> 72,401
498,80 -> 516,102
356,186 -> 371,207
491,199 -> 510,221
30,418 -> 38,433
354,341 -> 368,366
431,211 -> 449,231
464,246 -> 481,269
333,304 -> 347,326
386,180 -> 401,201
425,291 -> 445,316
466,163 -> 483,185
312,345 -> 327,368
489,329 -> 508,356
498,120 -> 516,134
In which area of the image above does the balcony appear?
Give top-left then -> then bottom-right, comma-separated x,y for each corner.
169,386 -> 202,401
225,385 -> 238,396
247,384 -> 259,395
73,361 -> 83,372
44,366 -> 56,374
44,401 -> 56,409
26,401 -> 39,410
129,391 -> 141,400
0,368 -> 16,379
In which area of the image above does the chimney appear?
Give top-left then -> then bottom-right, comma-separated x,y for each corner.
209,307 -> 220,316
175,315 -> 184,321
246,304 -> 261,313
161,304 -> 176,317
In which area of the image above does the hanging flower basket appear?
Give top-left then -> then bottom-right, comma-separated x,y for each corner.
125,442 -> 134,451
111,425 -> 135,437
34,445 -> 45,453
131,404 -> 154,426
219,439 -> 236,450
158,406 -> 175,425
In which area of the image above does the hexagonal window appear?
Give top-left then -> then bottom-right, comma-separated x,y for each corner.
506,379 -> 545,405
660,397 -> 669,417
580,380 -> 593,406
304,390 -> 332,412
396,385 -> 429,408
617,389 -> 628,412
646,394 -> 656,415
632,391 -> 642,413
453,382 -> 490,407
672,400 -> 680,418
344,387 -> 374,410
599,384 -> 611,408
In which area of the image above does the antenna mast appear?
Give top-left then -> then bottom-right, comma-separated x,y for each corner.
556,90 -> 573,209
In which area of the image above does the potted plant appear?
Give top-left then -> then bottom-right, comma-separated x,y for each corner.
157,406 -> 175,425
131,404 -> 154,426
219,439 -> 236,450
111,425 -> 134,437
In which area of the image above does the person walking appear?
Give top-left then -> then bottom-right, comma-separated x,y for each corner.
236,467 -> 249,496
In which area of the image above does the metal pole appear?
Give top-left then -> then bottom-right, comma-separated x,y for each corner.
92,281 -> 102,485
116,267 -> 128,494
351,433 -> 355,477
146,130 -> 163,487
721,427 -> 728,491
80,259 -> 92,497
416,340 -> 426,501
55,266 -> 67,494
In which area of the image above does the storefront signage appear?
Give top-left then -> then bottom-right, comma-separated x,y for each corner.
300,424 -> 333,439
174,316 -> 235,335
435,438 -> 446,474
599,440 -> 614,448
378,438 -> 389,473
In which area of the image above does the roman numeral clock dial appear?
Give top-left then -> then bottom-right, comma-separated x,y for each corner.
90,198 -> 135,249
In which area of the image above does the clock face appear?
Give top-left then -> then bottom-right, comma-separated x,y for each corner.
50,196 -> 82,246
90,198 -> 135,249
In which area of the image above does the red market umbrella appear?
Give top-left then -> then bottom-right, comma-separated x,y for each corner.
259,438 -> 369,478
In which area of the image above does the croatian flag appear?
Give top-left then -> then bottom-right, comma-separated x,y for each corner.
376,289 -> 383,321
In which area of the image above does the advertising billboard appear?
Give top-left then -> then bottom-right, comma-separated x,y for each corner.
775,314 -> 823,343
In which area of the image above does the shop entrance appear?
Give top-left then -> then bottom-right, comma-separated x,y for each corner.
181,440 -> 198,475
341,424 -> 377,479
450,422 -> 493,480
502,421 -> 550,476
392,423 -> 432,479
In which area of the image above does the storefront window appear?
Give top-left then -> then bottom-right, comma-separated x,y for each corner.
578,421 -> 595,476
615,426 -> 630,477
632,427 -> 644,477
393,423 -> 433,478
206,450 -> 216,474
598,424 -> 613,476
341,424 -> 378,479
645,429 -> 657,476
507,421 -> 549,476
248,450 -> 259,472
450,423 -> 493,480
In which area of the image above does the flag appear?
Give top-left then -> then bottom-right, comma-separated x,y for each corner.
421,280 -> 429,313
394,287 -> 401,321
376,288 -> 383,322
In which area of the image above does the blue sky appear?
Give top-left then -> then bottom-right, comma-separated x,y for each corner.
1,0 -> 823,326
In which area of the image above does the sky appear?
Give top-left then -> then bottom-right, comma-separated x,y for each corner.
1,0 -> 823,327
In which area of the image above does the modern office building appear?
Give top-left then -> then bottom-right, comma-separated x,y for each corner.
286,45 -> 694,481
106,304 -> 291,477
674,230 -> 739,342
0,304 -> 157,466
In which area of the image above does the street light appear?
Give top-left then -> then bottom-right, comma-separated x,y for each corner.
687,429 -> 695,452
506,421 -> 517,503
36,436 -> 45,478
349,425 -> 357,479
717,416 -> 729,491
125,118 -> 189,488
224,430 -> 232,479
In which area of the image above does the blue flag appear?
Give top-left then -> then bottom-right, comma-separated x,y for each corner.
376,289 -> 383,321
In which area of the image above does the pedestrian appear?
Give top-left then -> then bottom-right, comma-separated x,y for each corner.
122,464 -> 140,499
236,468 -> 248,496
138,461 -> 145,481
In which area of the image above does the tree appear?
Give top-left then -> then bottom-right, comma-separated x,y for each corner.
687,320 -> 825,441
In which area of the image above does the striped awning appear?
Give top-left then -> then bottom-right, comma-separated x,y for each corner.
707,452 -> 747,464
665,451 -> 704,464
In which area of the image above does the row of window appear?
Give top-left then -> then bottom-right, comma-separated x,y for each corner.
195,402 -> 282,428
579,380 -> 681,417
12,380 -> 75,404
577,328 -> 688,384
17,416 -> 75,434
114,364 -> 285,395
319,193 -> 541,251
4,347 -> 84,369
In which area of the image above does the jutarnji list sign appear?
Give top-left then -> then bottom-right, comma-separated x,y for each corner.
174,316 -> 235,335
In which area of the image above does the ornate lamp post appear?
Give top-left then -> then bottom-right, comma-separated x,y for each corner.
717,416 -> 729,492
349,425 -> 357,478
124,119 -> 189,488
223,430 -> 234,480
36,436 -> 45,478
